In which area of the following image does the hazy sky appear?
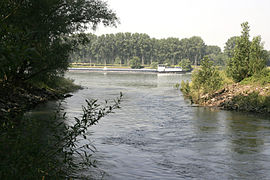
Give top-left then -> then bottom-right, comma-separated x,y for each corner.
91,0 -> 270,50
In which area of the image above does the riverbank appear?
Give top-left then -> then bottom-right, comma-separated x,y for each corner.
0,77 -> 81,122
199,83 -> 270,113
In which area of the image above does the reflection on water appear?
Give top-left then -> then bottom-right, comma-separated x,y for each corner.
31,71 -> 270,179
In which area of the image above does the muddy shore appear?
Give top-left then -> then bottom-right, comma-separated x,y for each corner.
0,82 -> 74,122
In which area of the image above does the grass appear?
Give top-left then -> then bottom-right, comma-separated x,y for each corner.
29,76 -> 82,94
240,68 -> 270,86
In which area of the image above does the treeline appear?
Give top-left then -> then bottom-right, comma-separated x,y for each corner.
69,33 -> 226,66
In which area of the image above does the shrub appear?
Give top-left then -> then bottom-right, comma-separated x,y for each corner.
232,92 -> 270,113
180,80 -> 190,96
240,68 -> 270,86
192,56 -> 223,94
129,56 -> 143,69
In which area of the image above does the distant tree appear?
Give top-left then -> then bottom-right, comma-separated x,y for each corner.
164,59 -> 172,66
208,53 -> 227,66
129,56 -> 142,69
206,45 -> 221,56
150,62 -> 158,69
178,59 -> 192,71
69,33 -> 215,68
224,36 -> 238,58
115,57 -> 122,66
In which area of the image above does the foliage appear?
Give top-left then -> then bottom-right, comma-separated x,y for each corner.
226,22 -> 267,82
0,93 -> 123,179
208,53 -> 227,66
114,57 -> 122,65
178,59 -> 192,71
0,0 -> 118,83
29,76 -> 82,94
230,92 -> 270,113
129,56 -> 143,69
191,56 -> 223,94
267,51 -> 270,66
248,36 -> 268,75
150,62 -> 158,69
180,80 -> 191,96
69,33 -> 224,66
164,59 -> 172,66
240,68 -> 270,86
224,36 -> 238,59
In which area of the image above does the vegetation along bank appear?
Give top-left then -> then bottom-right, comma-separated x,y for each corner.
181,22 -> 270,114
0,0 -> 120,179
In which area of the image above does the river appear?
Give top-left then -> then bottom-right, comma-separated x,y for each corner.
37,71 -> 270,179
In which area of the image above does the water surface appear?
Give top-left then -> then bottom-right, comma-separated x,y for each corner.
45,71 -> 270,179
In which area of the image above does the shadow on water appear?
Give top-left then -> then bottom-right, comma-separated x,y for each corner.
0,98 -> 120,179
0,101 -> 68,179
225,112 -> 270,179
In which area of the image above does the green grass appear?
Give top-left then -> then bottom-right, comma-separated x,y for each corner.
240,68 -> 270,86
28,76 -> 82,94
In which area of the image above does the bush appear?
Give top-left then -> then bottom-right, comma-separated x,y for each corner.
129,56 -> 143,69
180,80 -> 190,96
240,68 -> 270,86
231,92 -> 270,113
192,56 -> 223,94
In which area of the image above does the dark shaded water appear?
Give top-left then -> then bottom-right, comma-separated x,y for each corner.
37,71 -> 270,179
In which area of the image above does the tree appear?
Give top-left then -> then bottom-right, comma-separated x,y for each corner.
150,62 -> 158,69
178,59 -> 192,71
69,33 -> 219,67
114,57 -> 122,66
0,0 -> 118,83
206,45 -> 221,56
267,51 -> 270,66
226,22 -> 267,82
248,36 -> 267,75
224,36 -> 238,58
226,22 -> 251,82
129,56 -> 142,69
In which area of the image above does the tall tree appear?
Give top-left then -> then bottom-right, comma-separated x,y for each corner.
226,22 -> 267,82
226,22 -> 251,82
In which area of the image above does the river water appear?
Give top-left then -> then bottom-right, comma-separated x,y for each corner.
43,71 -> 270,179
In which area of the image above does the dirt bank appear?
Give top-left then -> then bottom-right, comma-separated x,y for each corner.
0,82 -> 74,122
200,83 -> 270,113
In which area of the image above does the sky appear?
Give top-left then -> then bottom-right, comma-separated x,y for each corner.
90,0 -> 270,50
